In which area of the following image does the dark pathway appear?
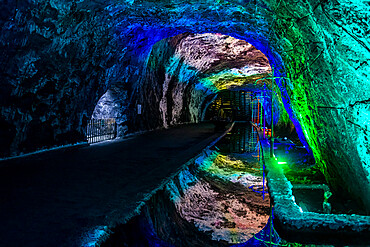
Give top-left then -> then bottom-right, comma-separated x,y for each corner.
0,123 -> 222,247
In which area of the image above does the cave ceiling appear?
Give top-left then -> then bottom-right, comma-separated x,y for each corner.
165,33 -> 272,92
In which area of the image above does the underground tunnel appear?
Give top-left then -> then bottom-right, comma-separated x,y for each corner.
0,0 -> 369,246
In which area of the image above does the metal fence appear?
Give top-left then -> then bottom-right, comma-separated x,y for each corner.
86,118 -> 117,144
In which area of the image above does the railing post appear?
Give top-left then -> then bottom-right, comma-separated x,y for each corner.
270,67 -> 275,158
93,119 -> 95,143
114,119 -> 117,139
90,120 -> 92,143
99,119 -> 102,142
91,119 -> 93,143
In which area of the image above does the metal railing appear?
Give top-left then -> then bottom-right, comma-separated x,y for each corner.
86,118 -> 117,144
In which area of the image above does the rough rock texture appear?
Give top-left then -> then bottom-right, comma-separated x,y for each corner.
0,1 -> 125,155
133,33 -> 271,131
92,85 -> 129,137
0,0 -> 369,210
173,174 -> 269,244
262,140 -> 370,245
111,146 -> 270,246
171,149 -> 270,244
274,0 -> 370,211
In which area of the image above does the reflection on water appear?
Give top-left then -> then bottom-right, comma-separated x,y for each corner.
216,124 -> 260,154
174,123 -> 271,244
106,123 -> 280,247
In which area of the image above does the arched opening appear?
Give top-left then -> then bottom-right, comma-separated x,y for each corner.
1,1 -> 369,246
86,30 -> 313,167
118,33 -> 294,127
87,84 -> 129,143
89,32 -> 318,245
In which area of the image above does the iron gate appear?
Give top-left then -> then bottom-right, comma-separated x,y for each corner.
86,118 -> 117,144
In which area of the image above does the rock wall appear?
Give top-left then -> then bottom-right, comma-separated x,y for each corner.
92,85 -> 129,137
130,33 -> 270,132
271,0 -> 370,211
0,0 -> 369,210
0,0 -> 125,156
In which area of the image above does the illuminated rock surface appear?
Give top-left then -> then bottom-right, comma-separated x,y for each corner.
175,157 -> 269,244
134,33 -> 271,130
0,0 -> 369,236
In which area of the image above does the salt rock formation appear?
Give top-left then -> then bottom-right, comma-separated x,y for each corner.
0,0 -> 369,210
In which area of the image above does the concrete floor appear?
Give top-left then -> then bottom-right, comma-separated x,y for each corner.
0,123 -> 223,247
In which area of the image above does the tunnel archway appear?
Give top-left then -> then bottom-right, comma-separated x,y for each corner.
117,30 -> 308,150
107,2 -> 370,211
91,85 -> 129,138
1,0 -> 369,214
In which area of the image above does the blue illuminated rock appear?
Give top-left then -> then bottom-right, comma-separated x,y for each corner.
0,0 -> 369,211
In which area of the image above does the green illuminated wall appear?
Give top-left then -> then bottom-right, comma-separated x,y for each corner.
268,0 -> 370,210
0,0 -> 369,210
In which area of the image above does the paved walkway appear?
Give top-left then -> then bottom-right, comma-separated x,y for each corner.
0,123 -> 223,247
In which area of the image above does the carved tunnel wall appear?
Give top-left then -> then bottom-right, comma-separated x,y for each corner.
0,0 -> 369,210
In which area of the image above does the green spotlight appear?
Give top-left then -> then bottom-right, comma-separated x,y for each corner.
278,161 -> 287,165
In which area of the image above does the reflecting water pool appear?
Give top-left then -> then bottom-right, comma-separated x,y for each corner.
102,123 -> 280,247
